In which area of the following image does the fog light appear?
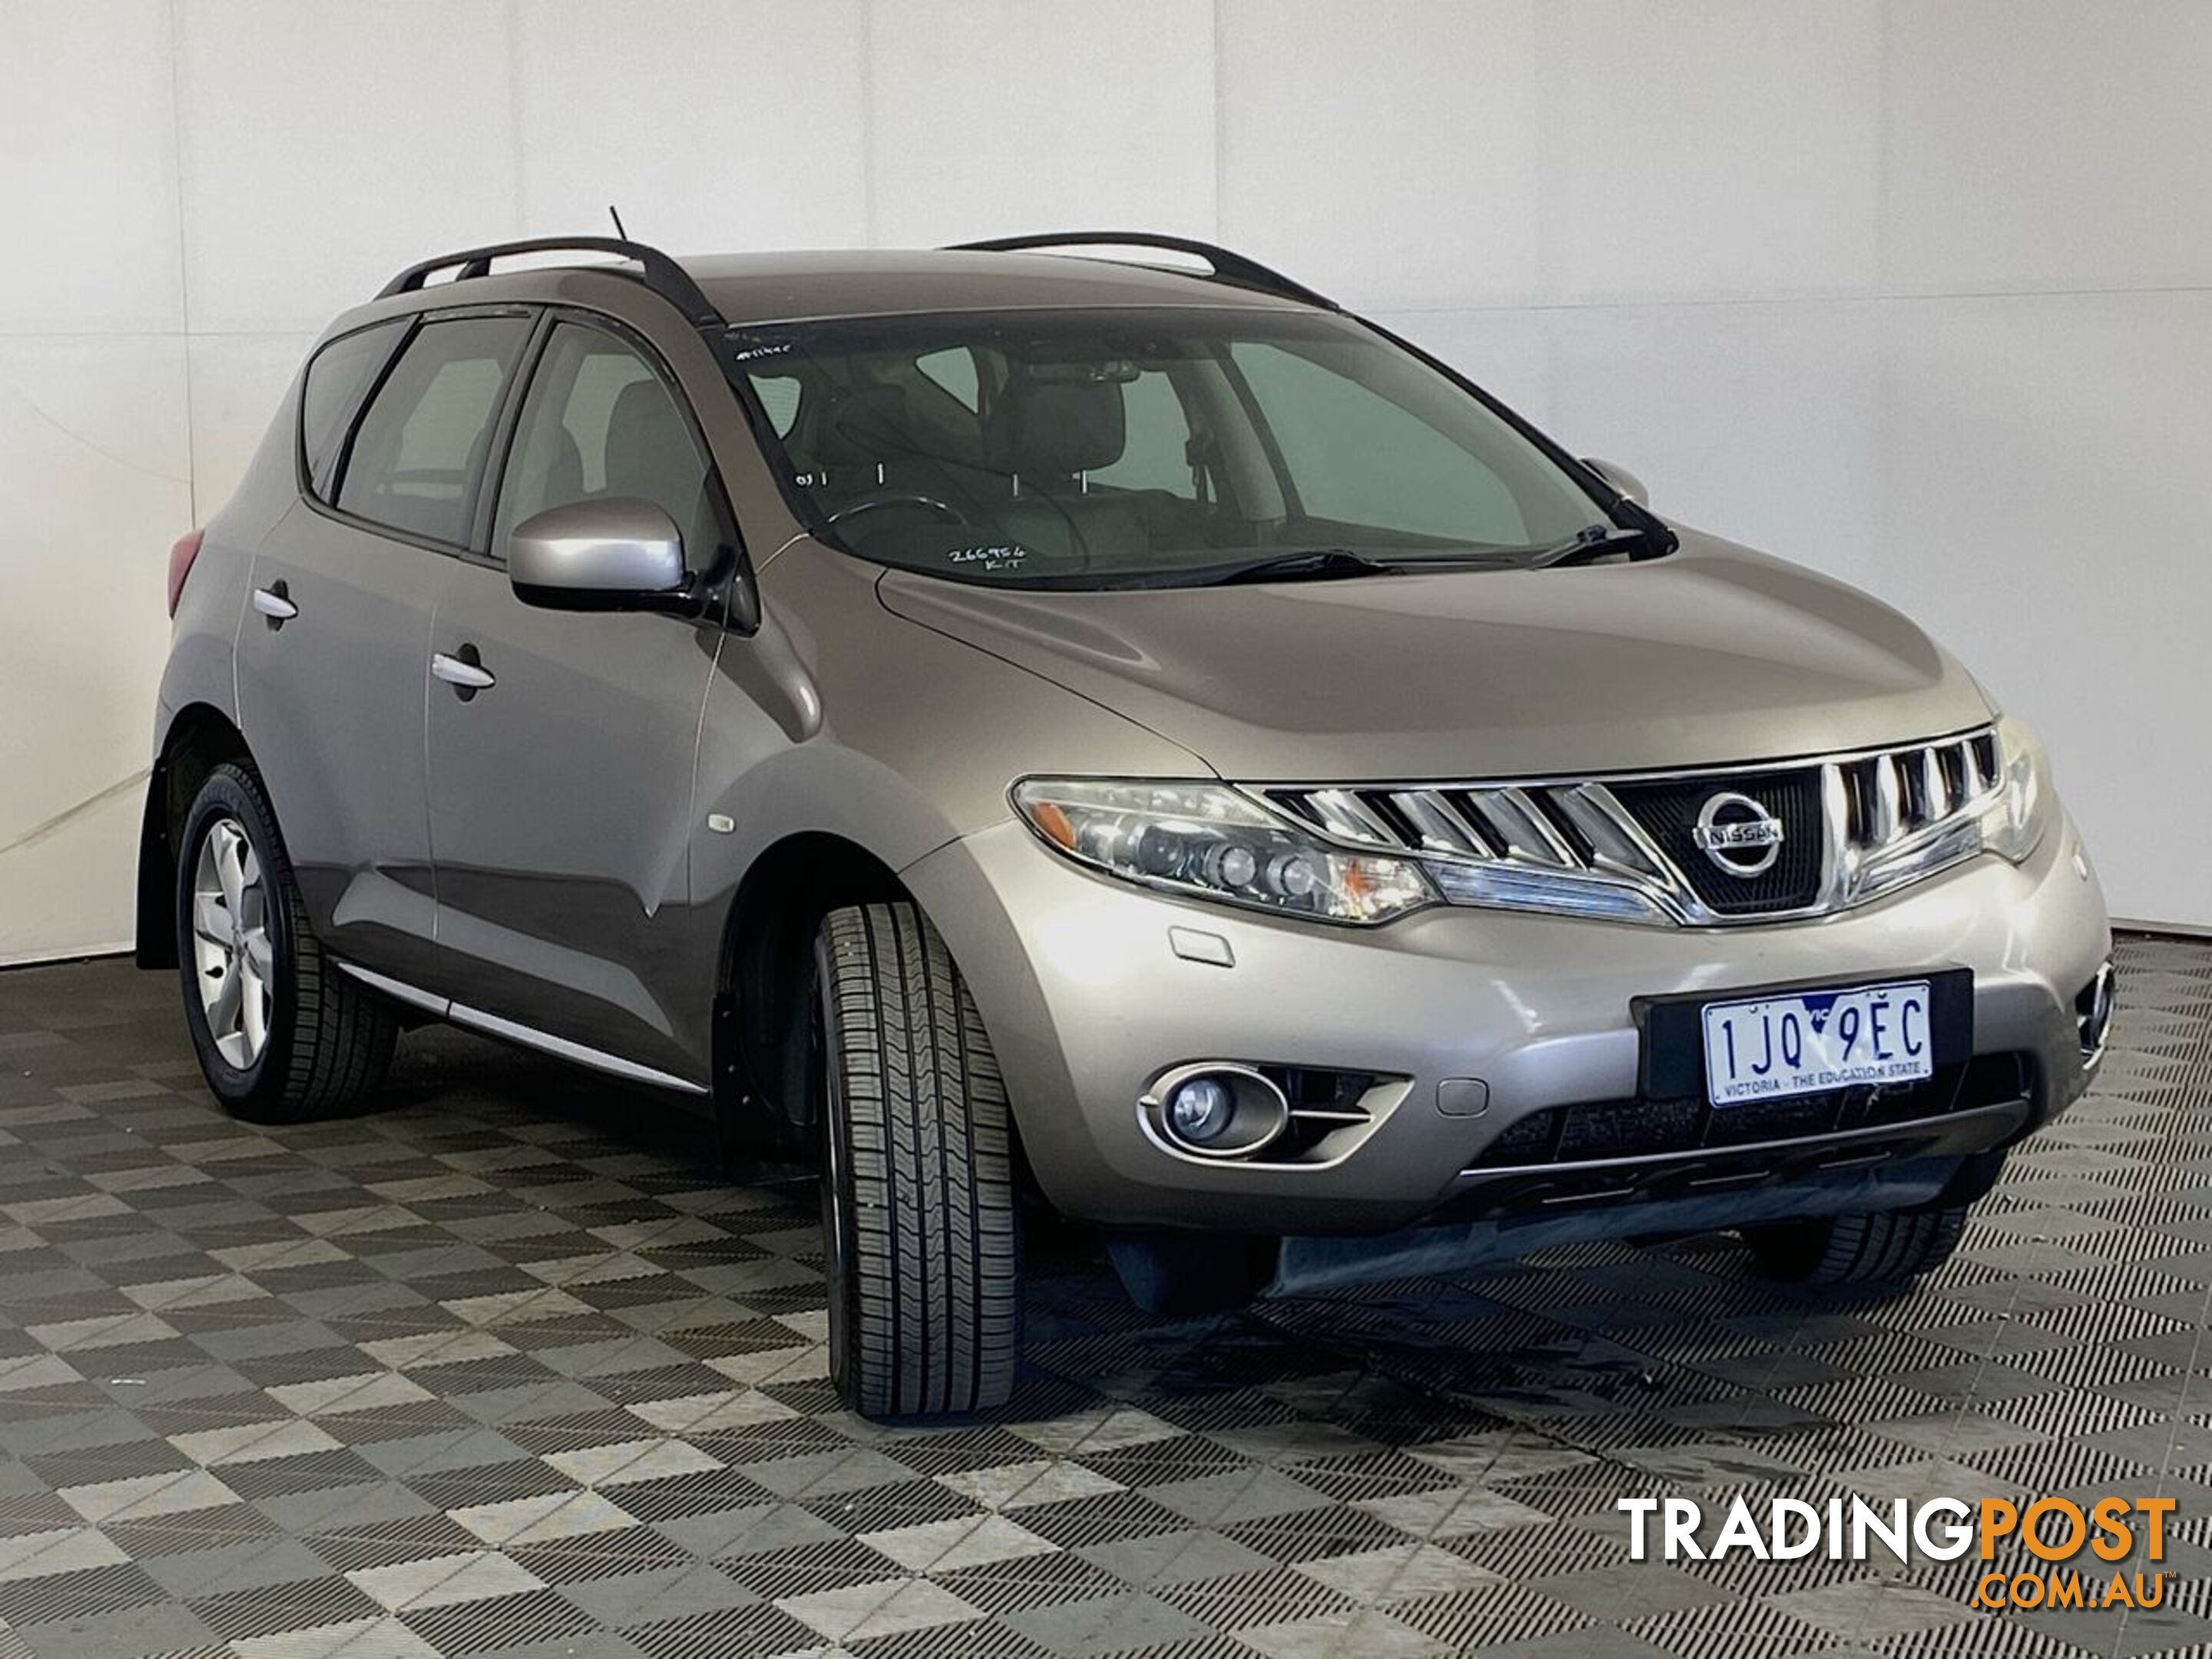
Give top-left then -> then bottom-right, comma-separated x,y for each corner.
1142,1064 -> 1291,1159
1167,1075 -> 1235,1144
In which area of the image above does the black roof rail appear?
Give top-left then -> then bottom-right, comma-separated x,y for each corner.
376,236 -> 724,328
946,231 -> 1337,311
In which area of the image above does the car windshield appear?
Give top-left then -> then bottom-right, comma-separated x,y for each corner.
731,307 -> 1611,588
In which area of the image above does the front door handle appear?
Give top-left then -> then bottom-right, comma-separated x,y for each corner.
431,645 -> 495,700
251,582 -> 296,627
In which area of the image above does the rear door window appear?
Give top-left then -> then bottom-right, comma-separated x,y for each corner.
300,320 -> 406,499
336,314 -> 532,545
751,374 -> 803,437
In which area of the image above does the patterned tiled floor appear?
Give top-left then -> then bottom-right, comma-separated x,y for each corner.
0,935 -> 2204,1657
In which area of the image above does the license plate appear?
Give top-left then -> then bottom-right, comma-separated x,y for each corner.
1701,980 -> 1934,1106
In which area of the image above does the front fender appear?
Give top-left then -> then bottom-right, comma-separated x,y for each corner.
690,538 -> 1207,919
678,541 -> 1205,1067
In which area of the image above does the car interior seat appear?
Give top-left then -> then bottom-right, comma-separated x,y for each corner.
982,376 -> 1154,567
603,379 -> 716,557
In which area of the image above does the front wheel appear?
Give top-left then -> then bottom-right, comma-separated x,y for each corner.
174,763 -> 396,1124
816,902 -> 1019,1417
1741,1203 -> 1969,1286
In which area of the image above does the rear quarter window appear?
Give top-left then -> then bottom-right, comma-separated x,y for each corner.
298,320 -> 406,499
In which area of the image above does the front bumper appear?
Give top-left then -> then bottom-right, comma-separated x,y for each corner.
904,809 -> 2111,1237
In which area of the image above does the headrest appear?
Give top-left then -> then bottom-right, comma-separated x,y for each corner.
986,376 -> 1127,478
604,379 -> 688,486
813,384 -> 916,470
603,379 -> 697,515
543,427 -> 584,506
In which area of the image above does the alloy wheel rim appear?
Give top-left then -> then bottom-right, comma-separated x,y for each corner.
190,816 -> 274,1068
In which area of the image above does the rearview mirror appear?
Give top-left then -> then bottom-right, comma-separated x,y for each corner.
509,498 -> 690,611
1582,457 -> 1650,507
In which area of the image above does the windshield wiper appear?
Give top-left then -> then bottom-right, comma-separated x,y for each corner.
1531,523 -> 1667,568
1194,549 -> 1406,587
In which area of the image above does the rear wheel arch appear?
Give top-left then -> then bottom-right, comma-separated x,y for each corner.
137,704 -> 253,969
172,760 -> 396,1121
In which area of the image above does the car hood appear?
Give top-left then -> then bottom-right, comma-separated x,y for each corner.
876,528 -> 1994,781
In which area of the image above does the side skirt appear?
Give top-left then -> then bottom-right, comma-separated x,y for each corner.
332,961 -> 708,1097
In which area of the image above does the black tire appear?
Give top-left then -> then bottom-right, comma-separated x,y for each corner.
816,902 -> 1019,1417
1743,1204 -> 1968,1286
174,762 -> 396,1124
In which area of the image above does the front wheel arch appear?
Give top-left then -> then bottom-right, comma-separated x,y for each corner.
714,831 -> 908,1152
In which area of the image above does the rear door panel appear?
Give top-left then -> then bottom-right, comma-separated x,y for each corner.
233,309 -> 534,985
233,501 -> 445,982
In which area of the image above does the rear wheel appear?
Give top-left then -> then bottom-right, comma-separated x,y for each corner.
816,902 -> 1019,1417
1742,1203 -> 1969,1286
174,763 -> 396,1124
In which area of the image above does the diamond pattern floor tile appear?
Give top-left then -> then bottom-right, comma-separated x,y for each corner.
0,937 -> 2200,1654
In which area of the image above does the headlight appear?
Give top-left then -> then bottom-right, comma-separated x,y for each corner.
1978,714 -> 2049,863
1013,779 -> 1435,925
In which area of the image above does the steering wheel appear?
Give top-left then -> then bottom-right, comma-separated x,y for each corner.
826,492 -> 970,528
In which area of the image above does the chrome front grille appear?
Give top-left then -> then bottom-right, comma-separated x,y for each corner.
1838,730 -> 2000,846
1257,727 -> 2003,926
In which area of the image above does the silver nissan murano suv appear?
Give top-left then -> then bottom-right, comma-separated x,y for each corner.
140,232 -> 2114,1418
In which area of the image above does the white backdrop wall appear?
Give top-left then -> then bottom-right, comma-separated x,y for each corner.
4,0 -> 2207,963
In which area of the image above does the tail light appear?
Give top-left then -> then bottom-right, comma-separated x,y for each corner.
166,529 -> 204,618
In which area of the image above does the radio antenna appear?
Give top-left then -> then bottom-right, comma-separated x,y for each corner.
608,204 -> 630,240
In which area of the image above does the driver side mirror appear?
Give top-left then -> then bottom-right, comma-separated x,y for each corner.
509,498 -> 696,613
1581,457 -> 1650,507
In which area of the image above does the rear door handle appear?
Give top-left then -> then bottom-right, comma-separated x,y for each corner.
431,647 -> 495,699
251,582 -> 296,625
